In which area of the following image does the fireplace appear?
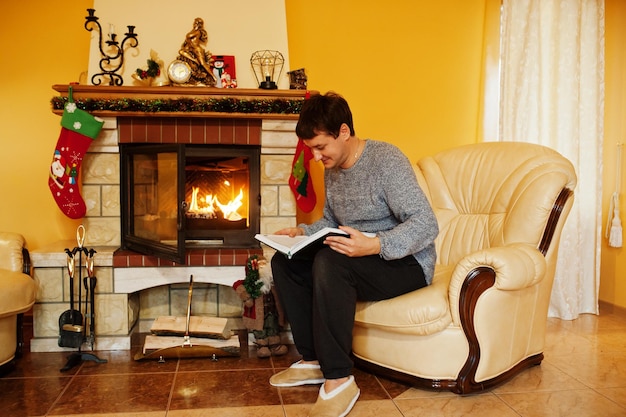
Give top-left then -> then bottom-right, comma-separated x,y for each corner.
121,144 -> 261,263
29,86 -> 306,353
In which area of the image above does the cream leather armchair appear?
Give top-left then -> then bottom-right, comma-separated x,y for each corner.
352,142 -> 577,394
0,232 -> 37,372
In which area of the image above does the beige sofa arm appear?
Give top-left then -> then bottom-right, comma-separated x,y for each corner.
0,232 -> 27,273
447,243 -> 547,326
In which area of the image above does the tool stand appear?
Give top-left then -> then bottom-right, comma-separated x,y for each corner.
60,225 -> 107,372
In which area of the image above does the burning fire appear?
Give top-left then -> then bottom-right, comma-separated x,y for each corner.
187,186 -> 244,221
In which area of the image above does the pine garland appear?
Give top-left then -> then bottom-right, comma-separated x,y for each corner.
51,96 -> 304,115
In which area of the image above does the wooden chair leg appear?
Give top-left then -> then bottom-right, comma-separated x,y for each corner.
15,313 -> 24,359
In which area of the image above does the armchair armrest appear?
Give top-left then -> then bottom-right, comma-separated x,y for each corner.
448,243 -> 546,326
445,243 -> 548,392
0,232 -> 27,273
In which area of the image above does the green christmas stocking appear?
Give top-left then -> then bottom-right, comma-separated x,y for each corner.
48,93 -> 104,219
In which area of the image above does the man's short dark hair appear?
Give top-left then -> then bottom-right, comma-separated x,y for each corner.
296,92 -> 356,139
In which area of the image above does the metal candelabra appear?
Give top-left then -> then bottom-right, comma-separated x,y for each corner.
84,8 -> 138,86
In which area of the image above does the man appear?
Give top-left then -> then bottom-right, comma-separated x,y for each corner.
269,92 -> 438,417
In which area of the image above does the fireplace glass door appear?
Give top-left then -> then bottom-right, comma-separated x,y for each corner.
121,144 -> 261,263
121,145 -> 184,262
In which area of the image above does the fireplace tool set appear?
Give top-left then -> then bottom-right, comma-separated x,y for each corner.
58,225 -> 107,372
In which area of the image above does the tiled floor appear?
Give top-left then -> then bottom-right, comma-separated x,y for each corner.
2,304 -> 626,417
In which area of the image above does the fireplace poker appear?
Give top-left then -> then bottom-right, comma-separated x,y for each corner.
84,249 -> 97,350
74,225 -> 87,341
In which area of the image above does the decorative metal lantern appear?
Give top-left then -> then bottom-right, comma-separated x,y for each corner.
250,50 -> 285,89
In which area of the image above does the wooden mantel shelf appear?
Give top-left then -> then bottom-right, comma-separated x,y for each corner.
51,84 -> 313,119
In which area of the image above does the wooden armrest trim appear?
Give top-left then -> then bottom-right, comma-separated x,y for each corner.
22,247 -> 31,276
539,187 -> 573,256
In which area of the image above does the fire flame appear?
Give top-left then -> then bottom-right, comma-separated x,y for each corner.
188,186 -> 244,221
216,189 -> 244,220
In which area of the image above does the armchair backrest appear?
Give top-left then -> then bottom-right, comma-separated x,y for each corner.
0,232 -> 27,273
415,142 -> 577,267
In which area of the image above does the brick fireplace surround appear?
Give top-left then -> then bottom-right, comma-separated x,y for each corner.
30,86 -> 306,352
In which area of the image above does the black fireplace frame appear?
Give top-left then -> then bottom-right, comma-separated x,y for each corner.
120,144 -> 261,263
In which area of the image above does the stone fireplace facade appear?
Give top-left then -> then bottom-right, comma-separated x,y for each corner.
30,86 -> 304,352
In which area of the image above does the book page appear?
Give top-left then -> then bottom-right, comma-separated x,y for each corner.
259,234 -> 308,251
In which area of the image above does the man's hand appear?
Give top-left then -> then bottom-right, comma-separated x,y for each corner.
324,226 -> 380,257
274,227 -> 305,237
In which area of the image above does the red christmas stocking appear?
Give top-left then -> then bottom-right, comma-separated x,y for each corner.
48,94 -> 104,219
289,139 -> 316,212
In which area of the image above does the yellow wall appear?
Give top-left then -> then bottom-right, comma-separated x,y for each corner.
286,0 -> 492,225
285,0 -> 487,161
0,0 -> 94,249
601,0 -> 626,309
1,1 -> 624,309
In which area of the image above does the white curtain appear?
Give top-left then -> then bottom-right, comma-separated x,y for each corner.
499,0 -> 604,319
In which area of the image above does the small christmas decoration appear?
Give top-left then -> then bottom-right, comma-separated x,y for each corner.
212,55 -> 237,88
133,50 -> 168,86
233,255 -> 287,358
287,67 -> 307,90
135,58 -> 160,80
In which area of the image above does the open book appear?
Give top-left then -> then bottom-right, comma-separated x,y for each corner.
255,227 -> 375,259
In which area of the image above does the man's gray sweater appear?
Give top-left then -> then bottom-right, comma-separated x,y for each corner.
300,140 -> 439,284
